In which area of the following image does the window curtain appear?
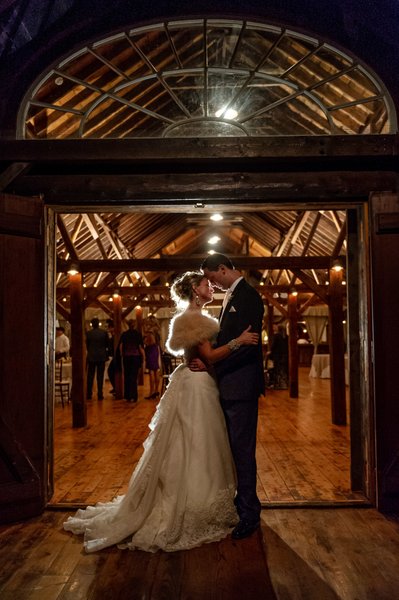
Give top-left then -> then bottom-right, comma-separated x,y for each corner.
303,306 -> 328,353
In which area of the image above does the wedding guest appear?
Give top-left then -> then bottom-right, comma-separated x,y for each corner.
144,331 -> 161,399
106,319 -> 117,395
86,318 -> 109,400
55,326 -> 70,359
119,320 -> 145,402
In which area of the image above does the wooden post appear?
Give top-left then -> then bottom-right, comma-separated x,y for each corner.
288,290 -> 299,398
266,302 -> 274,349
69,272 -> 86,427
136,306 -> 144,386
112,293 -> 123,400
329,266 -> 346,425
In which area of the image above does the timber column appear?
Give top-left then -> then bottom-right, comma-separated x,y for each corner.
112,292 -> 123,399
288,290 -> 299,398
69,272 -> 87,427
328,263 -> 346,425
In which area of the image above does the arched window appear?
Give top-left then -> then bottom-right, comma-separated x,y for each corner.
20,19 -> 395,138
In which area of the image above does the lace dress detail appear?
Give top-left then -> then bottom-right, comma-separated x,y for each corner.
64,317 -> 238,553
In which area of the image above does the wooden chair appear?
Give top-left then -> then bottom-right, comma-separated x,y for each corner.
55,359 -> 70,407
160,353 -> 183,395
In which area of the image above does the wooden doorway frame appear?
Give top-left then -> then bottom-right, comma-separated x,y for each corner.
46,198 -> 374,507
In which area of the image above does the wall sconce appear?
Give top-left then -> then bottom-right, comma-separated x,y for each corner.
112,289 -> 120,298
331,259 -> 344,272
67,261 -> 79,275
289,288 -> 298,297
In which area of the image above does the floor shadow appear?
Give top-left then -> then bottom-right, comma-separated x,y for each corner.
262,523 -> 341,600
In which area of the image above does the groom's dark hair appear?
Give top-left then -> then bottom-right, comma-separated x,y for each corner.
201,253 -> 234,272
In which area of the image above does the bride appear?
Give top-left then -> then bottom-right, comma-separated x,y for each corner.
63,271 -> 259,553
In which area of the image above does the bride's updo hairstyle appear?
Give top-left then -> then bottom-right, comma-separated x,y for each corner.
171,271 -> 205,305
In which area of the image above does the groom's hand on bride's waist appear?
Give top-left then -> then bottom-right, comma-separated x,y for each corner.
188,358 -> 208,372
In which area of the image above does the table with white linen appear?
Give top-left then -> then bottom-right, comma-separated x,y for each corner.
309,354 -> 349,385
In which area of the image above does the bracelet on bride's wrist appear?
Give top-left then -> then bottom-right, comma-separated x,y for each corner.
227,338 -> 240,352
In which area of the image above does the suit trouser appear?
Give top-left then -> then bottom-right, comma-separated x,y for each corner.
220,397 -> 261,523
87,360 -> 105,398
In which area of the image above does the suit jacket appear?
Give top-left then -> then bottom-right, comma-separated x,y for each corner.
214,278 -> 264,401
86,328 -> 109,362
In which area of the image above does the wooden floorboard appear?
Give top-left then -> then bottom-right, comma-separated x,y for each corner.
52,368 -> 365,507
1,508 -> 399,599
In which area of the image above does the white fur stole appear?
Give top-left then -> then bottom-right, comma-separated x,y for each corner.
166,310 -> 219,356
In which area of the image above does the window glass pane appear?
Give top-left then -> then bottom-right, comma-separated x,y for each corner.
330,99 -> 388,134
232,28 -> 281,71
26,105 -> 81,138
263,36 -> 317,76
167,24 -> 204,68
163,73 -> 205,117
206,23 -> 242,68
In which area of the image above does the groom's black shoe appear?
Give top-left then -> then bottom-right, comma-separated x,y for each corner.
232,519 -> 260,540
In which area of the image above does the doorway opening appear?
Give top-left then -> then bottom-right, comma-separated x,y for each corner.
48,201 -> 372,509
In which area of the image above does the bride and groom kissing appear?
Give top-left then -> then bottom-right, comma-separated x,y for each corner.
64,253 -> 265,552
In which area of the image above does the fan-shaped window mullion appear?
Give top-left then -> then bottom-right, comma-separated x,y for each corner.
20,18 -> 394,138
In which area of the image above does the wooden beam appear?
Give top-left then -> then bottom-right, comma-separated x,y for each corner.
55,300 -> 70,321
291,268 -> 329,303
259,289 -> 288,318
1,137 -> 397,202
58,256 -> 340,273
0,162 -> 31,191
14,171 -> 396,203
56,215 -> 78,261
0,135 -> 397,163
56,283 -> 321,297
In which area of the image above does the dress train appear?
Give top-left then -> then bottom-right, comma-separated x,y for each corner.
64,364 -> 238,552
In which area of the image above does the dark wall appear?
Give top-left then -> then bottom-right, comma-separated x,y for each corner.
370,193 -> 399,511
1,0 -> 399,135
0,193 -> 46,522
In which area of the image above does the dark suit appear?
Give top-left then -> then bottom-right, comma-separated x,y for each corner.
86,327 -> 109,400
214,278 -> 264,523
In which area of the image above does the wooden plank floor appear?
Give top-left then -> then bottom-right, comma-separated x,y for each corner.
1,507 -> 399,599
52,368 -> 365,506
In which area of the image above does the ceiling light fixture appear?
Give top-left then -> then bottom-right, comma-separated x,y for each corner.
208,235 -> 220,245
210,213 -> 223,222
67,262 -> 79,275
332,259 -> 344,272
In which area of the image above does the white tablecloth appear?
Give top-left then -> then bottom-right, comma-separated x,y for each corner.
309,354 -> 349,385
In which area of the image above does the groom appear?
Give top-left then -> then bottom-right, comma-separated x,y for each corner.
201,253 -> 264,539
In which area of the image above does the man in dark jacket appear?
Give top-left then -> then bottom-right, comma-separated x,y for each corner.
86,318 -> 109,400
118,320 -> 145,402
201,253 -> 264,540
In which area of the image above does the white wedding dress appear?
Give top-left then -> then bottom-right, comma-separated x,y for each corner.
64,310 -> 238,553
